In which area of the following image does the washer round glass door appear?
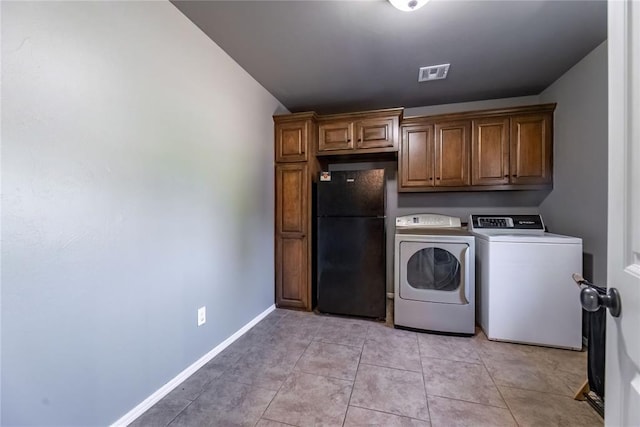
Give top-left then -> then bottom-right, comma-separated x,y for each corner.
399,241 -> 469,304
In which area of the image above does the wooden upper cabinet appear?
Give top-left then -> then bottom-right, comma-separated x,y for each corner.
400,124 -> 434,188
435,120 -> 471,187
472,117 -> 510,185
473,112 -> 553,186
318,121 -> 354,151
317,108 -> 402,155
274,113 -> 317,163
356,116 -> 398,149
400,104 -> 554,192
510,113 -> 553,185
399,121 -> 470,190
275,121 -> 308,162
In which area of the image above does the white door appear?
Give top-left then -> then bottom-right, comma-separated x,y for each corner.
606,1 -> 640,425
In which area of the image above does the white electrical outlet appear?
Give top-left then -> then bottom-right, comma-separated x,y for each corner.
197,306 -> 206,326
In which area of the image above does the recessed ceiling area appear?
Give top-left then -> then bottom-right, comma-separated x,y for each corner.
171,0 -> 607,114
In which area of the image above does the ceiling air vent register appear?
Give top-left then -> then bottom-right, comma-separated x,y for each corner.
418,64 -> 450,82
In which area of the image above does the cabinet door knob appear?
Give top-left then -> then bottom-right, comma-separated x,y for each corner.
504,175 -> 509,178
512,174 -> 517,177
429,177 -> 433,181
347,139 -> 351,142
436,177 -> 441,180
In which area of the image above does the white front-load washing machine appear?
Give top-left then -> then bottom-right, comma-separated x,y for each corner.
394,214 -> 475,334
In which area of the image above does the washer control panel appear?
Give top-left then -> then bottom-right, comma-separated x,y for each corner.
469,214 -> 545,231
396,214 -> 461,228
478,217 -> 514,228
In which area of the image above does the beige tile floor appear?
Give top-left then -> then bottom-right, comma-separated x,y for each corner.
130,308 -> 603,427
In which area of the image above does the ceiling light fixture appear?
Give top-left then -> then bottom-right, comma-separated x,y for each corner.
389,0 -> 429,12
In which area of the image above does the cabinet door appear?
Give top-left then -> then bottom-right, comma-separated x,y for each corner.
472,117 -> 510,185
275,121 -> 309,162
434,120 -> 471,187
276,164 -> 308,234
356,116 -> 398,150
275,164 -> 310,309
510,113 -> 553,185
399,124 -> 434,189
275,235 -> 308,309
318,121 -> 354,152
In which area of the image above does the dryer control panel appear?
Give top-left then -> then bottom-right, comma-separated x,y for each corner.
396,214 -> 461,228
468,214 -> 545,232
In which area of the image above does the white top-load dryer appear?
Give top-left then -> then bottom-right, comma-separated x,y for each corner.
469,214 -> 583,350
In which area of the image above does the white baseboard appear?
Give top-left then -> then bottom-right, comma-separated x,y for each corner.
111,304 -> 276,426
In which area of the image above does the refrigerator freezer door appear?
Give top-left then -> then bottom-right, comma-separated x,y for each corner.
316,169 -> 385,217
316,217 -> 386,318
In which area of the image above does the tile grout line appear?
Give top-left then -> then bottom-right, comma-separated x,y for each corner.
340,323 -> 369,426
168,311 -> 288,427
294,368 -> 359,384
417,332 -> 433,425
477,343 -> 521,427
313,336 -> 367,350
357,360 -> 422,374
164,399 -> 196,427
495,383 -> 588,400
420,332 -> 529,413
425,392 -> 511,410
476,343 -> 587,399
252,309 -> 309,427
259,413 -> 299,427
255,321 -> 318,426
419,354 -> 484,365
348,403 -> 428,424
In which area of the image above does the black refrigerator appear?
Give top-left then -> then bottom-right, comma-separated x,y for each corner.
315,169 -> 386,319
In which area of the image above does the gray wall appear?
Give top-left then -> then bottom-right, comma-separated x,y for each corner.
404,95 -> 541,117
539,41 -> 608,284
1,2 -> 283,425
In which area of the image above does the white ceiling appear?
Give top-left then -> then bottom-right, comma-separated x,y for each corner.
172,0 -> 607,114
